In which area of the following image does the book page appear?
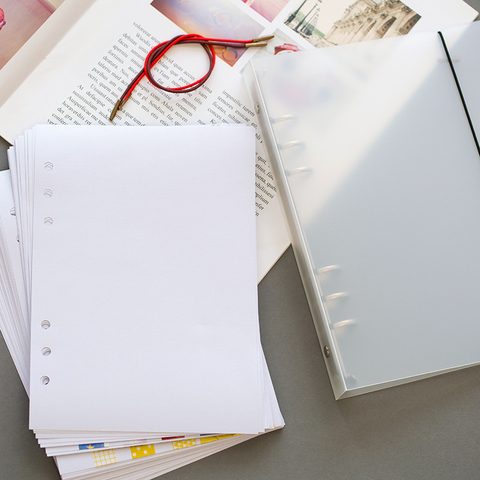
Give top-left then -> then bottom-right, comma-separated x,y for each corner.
0,0 -> 290,281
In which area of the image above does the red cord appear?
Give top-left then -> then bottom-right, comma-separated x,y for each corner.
110,33 -> 272,121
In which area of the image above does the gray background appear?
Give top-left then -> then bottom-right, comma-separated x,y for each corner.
1,2 -> 480,477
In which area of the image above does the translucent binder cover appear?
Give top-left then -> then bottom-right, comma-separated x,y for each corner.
251,22 -> 480,399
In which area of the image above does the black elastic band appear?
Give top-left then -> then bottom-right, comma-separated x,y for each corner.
438,30 -> 480,157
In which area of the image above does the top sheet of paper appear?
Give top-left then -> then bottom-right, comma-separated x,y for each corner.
28,124 -> 264,434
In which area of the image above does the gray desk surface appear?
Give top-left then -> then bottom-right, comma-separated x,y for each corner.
1,6 -> 480,476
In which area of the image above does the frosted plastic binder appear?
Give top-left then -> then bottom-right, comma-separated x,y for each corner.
250,22 -> 480,399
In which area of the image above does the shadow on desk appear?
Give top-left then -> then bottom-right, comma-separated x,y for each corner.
0,136 -> 11,170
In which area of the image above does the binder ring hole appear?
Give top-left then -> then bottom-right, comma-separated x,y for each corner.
44,189 -> 53,198
44,162 -> 54,171
271,114 -> 295,124
41,347 -> 51,356
40,376 -> 50,385
41,320 -> 51,329
44,217 -> 53,226
286,167 -> 311,176
279,140 -> 303,150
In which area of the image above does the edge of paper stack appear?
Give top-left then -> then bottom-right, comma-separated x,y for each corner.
0,124 -> 284,480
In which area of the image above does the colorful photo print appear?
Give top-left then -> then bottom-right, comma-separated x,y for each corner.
150,0 -> 264,66
241,0 -> 290,22
250,28 -> 303,63
0,0 -> 64,70
285,0 -> 420,48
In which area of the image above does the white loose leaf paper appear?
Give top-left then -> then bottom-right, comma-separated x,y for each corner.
28,125 -> 264,435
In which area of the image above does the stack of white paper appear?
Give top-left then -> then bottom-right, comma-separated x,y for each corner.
0,124 -> 284,479
0,170 -> 30,392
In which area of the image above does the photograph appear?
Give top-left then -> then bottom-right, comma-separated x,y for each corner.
284,0 -> 420,48
241,0 -> 290,22
249,27 -> 303,63
0,0 -> 64,70
151,0 -> 265,66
